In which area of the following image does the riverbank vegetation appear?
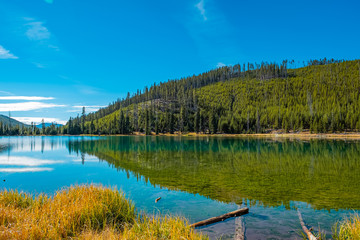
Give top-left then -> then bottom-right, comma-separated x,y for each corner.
333,214 -> 360,240
0,185 -> 206,240
0,184 -> 358,239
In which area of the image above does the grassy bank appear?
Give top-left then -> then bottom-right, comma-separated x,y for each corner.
333,214 -> 360,240
0,185 -> 207,240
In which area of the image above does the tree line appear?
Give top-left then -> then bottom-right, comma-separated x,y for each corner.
0,121 -> 61,136
64,59 -> 360,135
1,58 -> 358,136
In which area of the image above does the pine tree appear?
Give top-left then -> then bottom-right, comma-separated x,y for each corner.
194,108 -> 200,133
209,111 -> 218,134
41,119 -> 45,135
119,110 -> 125,134
81,107 -> 86,133
145,108 -> 151,135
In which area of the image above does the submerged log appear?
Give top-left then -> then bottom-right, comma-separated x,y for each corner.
234,215 -> 246,240
297,209 -> 317,240
190,207 -> 249,228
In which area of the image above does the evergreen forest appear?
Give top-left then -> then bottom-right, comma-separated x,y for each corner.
1,58 -> 360,135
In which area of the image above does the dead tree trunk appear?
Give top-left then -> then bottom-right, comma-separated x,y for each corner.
297,209 -> 317,240
234,205 -> 246,240
190,207 -> 249,228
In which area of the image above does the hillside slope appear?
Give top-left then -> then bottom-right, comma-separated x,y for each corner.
66,59 -> 360,134
0,115 -> 28,127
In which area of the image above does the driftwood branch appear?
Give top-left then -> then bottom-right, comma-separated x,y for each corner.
190,207 -> 249,228
297,209 -> 317,240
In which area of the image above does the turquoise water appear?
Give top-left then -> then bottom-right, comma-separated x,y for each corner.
0,136 -> 359,239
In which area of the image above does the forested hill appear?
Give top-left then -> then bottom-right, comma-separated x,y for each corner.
0,115 -> 28,127
65,59 -> 360,135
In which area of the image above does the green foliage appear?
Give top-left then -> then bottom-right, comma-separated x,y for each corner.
3,59 -> 359,136
74,59 -> 359,135
0,121 -> 60,136
332,213 -> 360,240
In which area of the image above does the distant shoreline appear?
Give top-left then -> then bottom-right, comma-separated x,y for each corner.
5,131 -> 360,140
71,131 -> 360,140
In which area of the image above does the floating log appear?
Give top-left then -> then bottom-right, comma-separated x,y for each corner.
155,197 -> 161,203
297,209 -> 317,240
190,207 -> 249,228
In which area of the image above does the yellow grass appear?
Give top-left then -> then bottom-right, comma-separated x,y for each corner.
81,216 -> 205,240
333,213 -> 360,240
0,185 -> 207,240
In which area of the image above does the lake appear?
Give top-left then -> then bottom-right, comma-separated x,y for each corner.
0,136 -> 359,239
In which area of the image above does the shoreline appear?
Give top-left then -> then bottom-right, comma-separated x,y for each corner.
79,131 -> 360,140
5,131 -> 360,140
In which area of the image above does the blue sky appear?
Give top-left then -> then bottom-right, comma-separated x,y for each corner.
0,0 -> 359,124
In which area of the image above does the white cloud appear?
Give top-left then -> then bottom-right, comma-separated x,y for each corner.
12,117 -> 67,125
22,18 -> 60,51
0,45 -> 18,59
73,105 -> 106,109
25,21 -> 51,41
217,62 -> 226,68
0,102 -> 65,112
0,96 -> 54,100
195,0 -> 207,21
0,156 -> 63,166
68,105 -> 105,113
0,167 -> 53,173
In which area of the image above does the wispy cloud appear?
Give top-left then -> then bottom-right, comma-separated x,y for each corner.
73,105 -> 105,109
0,167 -> 53,173
195,0 -> 207,21
12,117 -> 66,125
186,0 -> 244,65
0,102 -> 65,112
68,105 -> 105,113
0,156 -> 63,166
0,45 -> 18,59
48,44 -> 60,51
0,96 -> 54,101
217,62 -> 226,68
25,21 -> 51,41
32,62 -> 46,68
22,17 -> 60,54
74,84 -> 102,95
0,91 -> 13,95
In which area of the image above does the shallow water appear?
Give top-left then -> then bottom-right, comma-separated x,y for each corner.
0,136 -> 359,239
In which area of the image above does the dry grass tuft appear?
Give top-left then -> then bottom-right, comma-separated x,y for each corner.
0,185 -> 207,240
333,213 -> 360,240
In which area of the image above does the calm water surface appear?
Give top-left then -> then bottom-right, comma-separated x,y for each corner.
0,136 -> 359,239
